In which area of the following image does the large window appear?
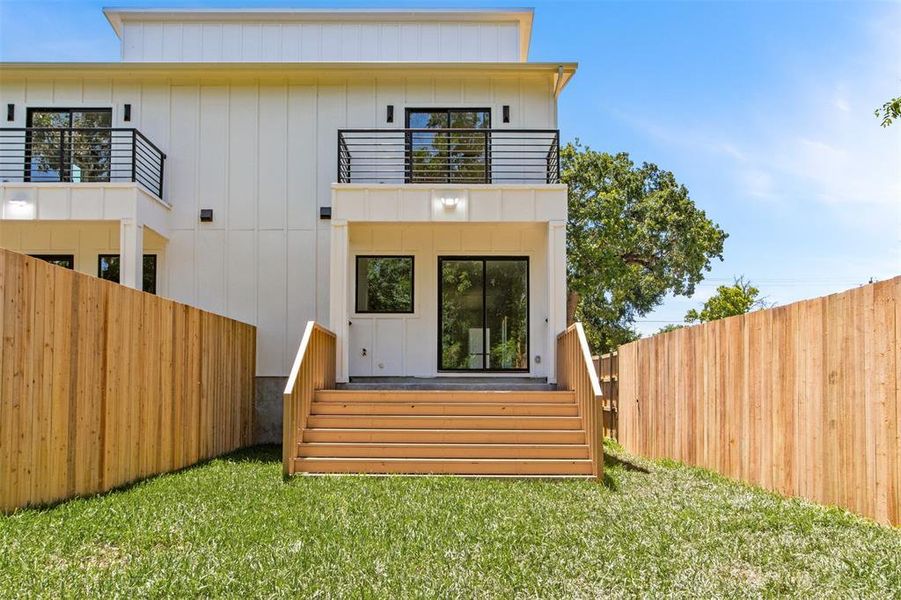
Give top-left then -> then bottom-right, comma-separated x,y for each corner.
405,108 -> 491,183
26,108 -> 112,183
355,256 -> 414,314
98,254 -> 157,294
29,254 -> 75,269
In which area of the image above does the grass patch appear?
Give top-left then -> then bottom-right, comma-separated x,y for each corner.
1,442 -> 898,597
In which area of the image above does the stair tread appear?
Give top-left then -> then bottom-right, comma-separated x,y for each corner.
298,457 -> 591,463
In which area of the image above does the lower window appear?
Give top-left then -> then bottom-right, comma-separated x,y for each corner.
29,254 -> 75,269
355,256 -> 414,313
98,254 -> 157,294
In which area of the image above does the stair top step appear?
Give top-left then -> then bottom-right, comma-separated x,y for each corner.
297,457 -> 592,464
316,390 -> 573,400
299,442 -> 589,448
304,428 -> 586,434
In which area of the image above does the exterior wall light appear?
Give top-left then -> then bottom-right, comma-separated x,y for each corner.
440,196 -> 459,208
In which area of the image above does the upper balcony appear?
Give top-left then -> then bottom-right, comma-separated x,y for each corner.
0,127 -> 166,199
337,128 -> 560,185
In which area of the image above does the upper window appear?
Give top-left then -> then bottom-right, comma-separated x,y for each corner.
98,254 -> 157,295
29,254 -> 75,270
405,108 -> 490,184
355,256 -> 414,314
26,108 -> 112,183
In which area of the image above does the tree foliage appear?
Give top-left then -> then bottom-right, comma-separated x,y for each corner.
562,142 -> 727,352
875,96 -> 901,128
684,276 -> 767,323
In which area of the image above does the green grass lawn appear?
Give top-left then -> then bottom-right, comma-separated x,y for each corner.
1,442 -> 899,598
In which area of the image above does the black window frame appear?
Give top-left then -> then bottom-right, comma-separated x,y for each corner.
97,253 -> 158,295
24,107 -> 113,183
354,255 -> 415,314
29,254 -> 75,270
404,107 -> 492,184
437,255 -> 530,373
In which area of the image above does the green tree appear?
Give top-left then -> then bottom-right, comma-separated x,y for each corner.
657,324 -> 685,334
684,276 -> 767,323
875,96 -> 901,127
563,142 -> 727,352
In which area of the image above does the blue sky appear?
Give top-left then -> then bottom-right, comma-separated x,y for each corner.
2,0 -> 898,334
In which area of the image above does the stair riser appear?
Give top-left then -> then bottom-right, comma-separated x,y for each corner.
294,458 -> 594,476
306,416 -> 583,430
310,403 -> 578,417
303,429 -> 586,444
314,391 -> 576,404
298,444 -> 590,459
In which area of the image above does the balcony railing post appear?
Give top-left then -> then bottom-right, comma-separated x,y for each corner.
58,129 -> 66,182
555,131 -> 561,184
131,130 -> 137,184
483,130 -> 489,184
158,153 -> 165,200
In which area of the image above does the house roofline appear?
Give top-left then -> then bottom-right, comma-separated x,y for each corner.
103,7 -> 535,61
0,60 -> 575,89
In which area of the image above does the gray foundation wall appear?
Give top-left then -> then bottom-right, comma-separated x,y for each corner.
254,377 -> 287,445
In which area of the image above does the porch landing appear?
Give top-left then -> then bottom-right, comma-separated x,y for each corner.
338,377 -> 556,391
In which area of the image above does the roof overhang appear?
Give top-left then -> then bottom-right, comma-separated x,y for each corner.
103,7 -> 535,61
0,61 -> 576,90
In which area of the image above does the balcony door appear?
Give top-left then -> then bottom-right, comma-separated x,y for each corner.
405,108 -> 490,183
439,257 -> 529,372
25,108 -> 112,183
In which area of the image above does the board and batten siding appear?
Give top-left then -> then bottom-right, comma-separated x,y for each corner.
121,21 -> 522,63
0,72 -> 556,376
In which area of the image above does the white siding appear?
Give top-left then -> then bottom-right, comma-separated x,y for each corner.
347,222 -> 550,378
0,72 -> 556,376
121,21 -> 522,63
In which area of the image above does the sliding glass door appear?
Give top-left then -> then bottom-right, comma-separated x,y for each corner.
439,257 -> 529,372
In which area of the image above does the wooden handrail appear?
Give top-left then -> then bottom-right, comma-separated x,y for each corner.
282,321 -> 337,476
557,323 -> 604,479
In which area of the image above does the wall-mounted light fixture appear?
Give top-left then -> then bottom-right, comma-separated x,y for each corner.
440,196 -> 459,208
199,208 -> 213,222
6,104 -> 14,122
123,104 -> 132,122
386,105 -> 394,123
502,105 -> 510,123
319,206 -> 332,220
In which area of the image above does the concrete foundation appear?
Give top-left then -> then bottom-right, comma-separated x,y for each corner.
254,376 -> 287,445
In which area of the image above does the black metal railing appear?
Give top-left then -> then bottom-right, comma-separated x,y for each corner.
0,127 -> 166,199
337,128 -> 560,185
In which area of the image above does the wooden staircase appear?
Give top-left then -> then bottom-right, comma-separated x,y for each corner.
292,390 -> 594,476
283,322 -> 603,480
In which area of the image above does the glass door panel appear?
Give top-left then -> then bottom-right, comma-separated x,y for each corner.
439,257 -> 528,372
439,259 -> 485,370
485,259 -> 528,370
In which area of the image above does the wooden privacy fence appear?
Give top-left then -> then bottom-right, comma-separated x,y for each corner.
0,249 -> 256,513
593,352 -> 619,440
618,277 -> 900,526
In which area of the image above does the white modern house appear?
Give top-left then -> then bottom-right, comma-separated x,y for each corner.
0,8 -> 604,477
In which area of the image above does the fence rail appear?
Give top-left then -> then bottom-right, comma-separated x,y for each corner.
337,128 -> 560,184
618,277 -> 901,526
0,127 -> 166,199
0,249 -> 255,513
